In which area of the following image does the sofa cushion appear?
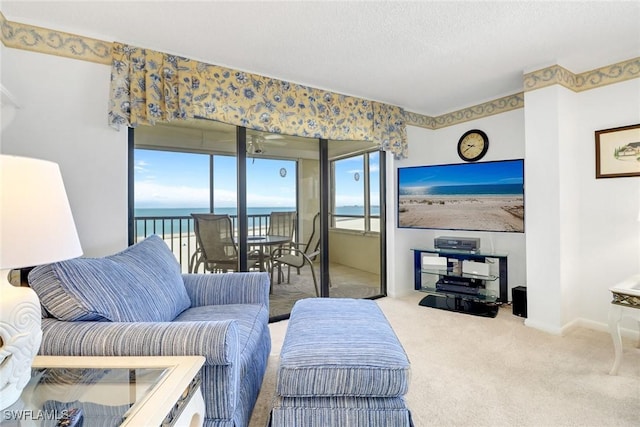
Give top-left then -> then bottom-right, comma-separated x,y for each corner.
174,303 -> 269,354
29,235 -> 190,322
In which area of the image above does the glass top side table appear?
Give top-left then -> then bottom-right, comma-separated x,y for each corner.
1,355 -> 205,426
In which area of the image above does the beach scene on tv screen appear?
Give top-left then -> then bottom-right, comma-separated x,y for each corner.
398,160 -> 524,232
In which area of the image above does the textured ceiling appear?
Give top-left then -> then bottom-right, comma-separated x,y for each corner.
2,1 -> 639,116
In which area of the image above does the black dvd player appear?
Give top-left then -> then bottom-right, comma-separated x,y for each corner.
436,283 -> 480,295
434,236 -> 480,252
435,277 -> 480,295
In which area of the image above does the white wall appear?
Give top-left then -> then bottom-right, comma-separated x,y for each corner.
574,80 -> 640,330
1,45 -> 128,256
3,42 -> 639,335
523,86 -> 566,333
388,109 -> 527,298
329,230 -> 380,274
524,78 -> 640,335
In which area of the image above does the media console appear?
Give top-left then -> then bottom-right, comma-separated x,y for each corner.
412,248 -> 509,318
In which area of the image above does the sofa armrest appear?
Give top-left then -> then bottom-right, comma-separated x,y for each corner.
40,318 -> 239,366
181,272 -> 270,308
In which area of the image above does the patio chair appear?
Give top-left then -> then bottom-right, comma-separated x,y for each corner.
189,214 -> 258,273
268,211 -> 297,239
259,211 -> 297,272
270,212 -> 320,296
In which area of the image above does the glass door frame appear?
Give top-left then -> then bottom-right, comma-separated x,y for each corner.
325,144 -> 387,298
319,139 -> 331,296
127,127 -> 386,298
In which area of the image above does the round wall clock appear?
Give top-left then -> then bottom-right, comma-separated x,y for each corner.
457,129 -> 489,162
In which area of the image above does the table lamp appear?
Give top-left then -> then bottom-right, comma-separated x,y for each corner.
0,155 -> 83,409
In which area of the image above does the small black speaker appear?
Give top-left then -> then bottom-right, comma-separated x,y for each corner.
512,286 -> 527,318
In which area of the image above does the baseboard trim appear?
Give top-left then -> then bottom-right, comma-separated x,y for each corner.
526,316 -> 639,341
566,317 -> 640,341
524,318 -> 564,335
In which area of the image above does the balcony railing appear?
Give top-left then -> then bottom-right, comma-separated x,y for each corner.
135,212 -> 378,272
134,214 -> 271,272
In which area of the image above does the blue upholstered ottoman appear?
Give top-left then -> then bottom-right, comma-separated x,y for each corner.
271,298 -> 412,426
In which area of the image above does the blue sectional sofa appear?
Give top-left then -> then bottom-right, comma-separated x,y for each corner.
28,235 -> 271,427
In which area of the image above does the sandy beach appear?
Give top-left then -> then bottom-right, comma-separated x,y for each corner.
398,195 -> 524,232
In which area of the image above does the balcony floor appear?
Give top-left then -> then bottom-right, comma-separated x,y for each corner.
157,235 -> 381,319
268,261 -> 382,319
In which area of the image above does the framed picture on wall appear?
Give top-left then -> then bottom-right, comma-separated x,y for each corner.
595,124 -> 640,178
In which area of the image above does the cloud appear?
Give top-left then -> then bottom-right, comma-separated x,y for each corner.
135,181 -> 296,208
247,190 -> 295,207
335,194 -> 365,206
135,181 -> 210,207
134,160 -> 150,173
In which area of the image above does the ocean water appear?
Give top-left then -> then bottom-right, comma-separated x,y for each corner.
399,183 -> 523,197
134,206 -> 379,237
135,206 -> 292,218
135,206 -> 379,217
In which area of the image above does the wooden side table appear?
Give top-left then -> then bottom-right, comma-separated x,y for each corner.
608,274 -> 640,375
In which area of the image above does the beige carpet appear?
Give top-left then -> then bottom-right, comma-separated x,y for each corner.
250,292 -> 640,427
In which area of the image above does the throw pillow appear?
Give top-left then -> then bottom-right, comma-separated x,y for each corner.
29,235 -> 191,322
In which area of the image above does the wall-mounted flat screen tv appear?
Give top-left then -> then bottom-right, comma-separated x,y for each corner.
397,159 -> 524,232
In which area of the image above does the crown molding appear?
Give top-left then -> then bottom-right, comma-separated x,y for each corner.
0,12 -> 111,65
524,57 -> 640,92
402,111 -> 437,129
405,93 -> 525,130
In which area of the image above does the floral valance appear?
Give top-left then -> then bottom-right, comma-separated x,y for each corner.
108,42 -> 407,158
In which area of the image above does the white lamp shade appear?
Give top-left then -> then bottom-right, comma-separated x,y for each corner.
1,155 -> 83,269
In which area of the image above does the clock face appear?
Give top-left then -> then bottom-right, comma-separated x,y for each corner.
457,130 -> 489,162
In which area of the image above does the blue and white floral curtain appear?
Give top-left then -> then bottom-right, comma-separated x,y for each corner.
108,42 -> 407,158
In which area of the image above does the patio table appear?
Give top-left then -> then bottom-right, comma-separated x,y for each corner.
248,235 -> 292,272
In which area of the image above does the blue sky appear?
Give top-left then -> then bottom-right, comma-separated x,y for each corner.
334,152 -> 380,206
134,149 -> 378,208
399,159 -> 523,189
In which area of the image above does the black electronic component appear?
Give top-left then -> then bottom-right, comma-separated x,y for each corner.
512,286 -> 527,318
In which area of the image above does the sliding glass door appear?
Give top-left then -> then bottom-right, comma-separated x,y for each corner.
130,121 -> 385,320
131,148 -> 214,270
326,141 -> 384,300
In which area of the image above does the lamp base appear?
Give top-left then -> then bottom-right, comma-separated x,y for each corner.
0,270 -> 42,410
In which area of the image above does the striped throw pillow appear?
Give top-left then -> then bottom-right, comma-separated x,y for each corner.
29,235 -> 191,322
